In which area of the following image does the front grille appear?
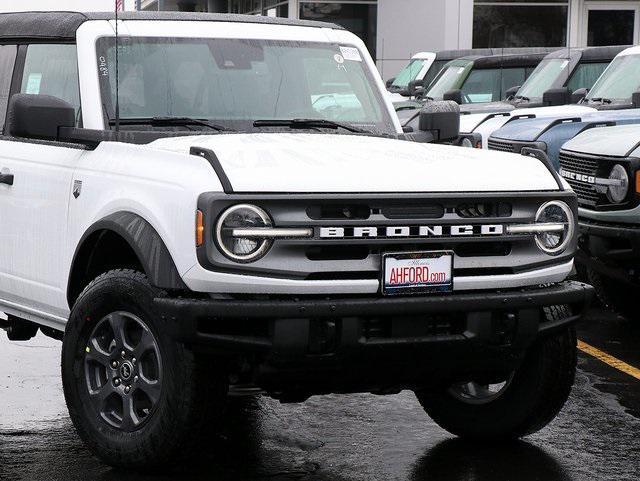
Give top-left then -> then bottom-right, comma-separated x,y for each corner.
456,202 -> 512,218
488,138 -> 515,152
557,151 -> 598,176
200,193 -> 576,283
558,151 -> 608,207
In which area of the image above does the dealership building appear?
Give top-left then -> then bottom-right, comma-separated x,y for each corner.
138,0 -> 640,78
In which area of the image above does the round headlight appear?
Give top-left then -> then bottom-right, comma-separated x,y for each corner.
461,137 -> 473,148
607,164 -> 629,204
534,201 -> 574,255
215,204 -> 273,262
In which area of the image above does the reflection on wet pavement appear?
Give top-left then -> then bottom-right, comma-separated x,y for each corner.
410,439 -> 569,481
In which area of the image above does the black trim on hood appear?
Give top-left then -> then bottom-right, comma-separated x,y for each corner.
191,147 -> 234,194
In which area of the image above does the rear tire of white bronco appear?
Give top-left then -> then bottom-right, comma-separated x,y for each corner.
415,306 -> 576,440
62,269 -> 227,471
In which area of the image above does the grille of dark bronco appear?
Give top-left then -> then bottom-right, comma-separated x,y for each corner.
487,138 -> 515,153
558,150 -> 606,207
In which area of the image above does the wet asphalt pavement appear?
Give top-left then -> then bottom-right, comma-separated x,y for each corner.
1,308 -> 639,481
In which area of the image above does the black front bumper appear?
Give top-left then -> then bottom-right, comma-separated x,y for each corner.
580,219 -> 640,241
155,281 -> 592,393
578,219 -> 640,282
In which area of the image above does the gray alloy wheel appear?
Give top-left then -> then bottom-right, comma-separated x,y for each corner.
84,311 -> 163,432
448,375 -> 514,405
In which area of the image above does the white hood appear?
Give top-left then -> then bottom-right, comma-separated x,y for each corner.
150,133 -> 559,192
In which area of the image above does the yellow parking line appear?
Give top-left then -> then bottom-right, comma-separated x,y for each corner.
578,340 -> 640,381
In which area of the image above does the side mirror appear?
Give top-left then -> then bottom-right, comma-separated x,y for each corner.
542,87 -> 571,107
386,77 -> 396,88
443,89 -> 463,104
407,79 -> 425,98
633,91 -> 640,108
6,94 -> 75,141
504,85 -> 520,100
571,88 -> 589,104
419,100 -> 460,142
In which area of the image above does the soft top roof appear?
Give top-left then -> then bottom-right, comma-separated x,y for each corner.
545,45 -> 629,62
435,47 -> 556,62
453,50 -> 554,69
0,11 -> 343,41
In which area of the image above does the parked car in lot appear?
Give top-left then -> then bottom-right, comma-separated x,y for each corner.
504,46 -> 624,110
386,48 -> 497,102
0,11 -> 592,472
479,45 -> 640,151
387,52 -> 436,101
422,49 -> 553,109
399,49 -> 557,137
558,124 -> 640,319
487,109 -> 640,169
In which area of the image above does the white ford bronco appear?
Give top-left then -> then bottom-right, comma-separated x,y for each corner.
0,11 -> 592,471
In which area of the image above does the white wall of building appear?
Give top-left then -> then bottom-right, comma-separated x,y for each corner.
376,0 -> 473,80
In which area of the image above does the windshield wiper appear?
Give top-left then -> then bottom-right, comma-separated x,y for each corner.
253,118 -> 371,134
109,117 -> 235,132
589,97 -> 612,104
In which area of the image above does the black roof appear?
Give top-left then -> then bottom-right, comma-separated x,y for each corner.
0,11 -> 343,41
436,47 -> 557,62
545,45 -> 629,62
454,50 -> 554,69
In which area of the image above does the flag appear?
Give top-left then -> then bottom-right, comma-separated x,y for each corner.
116,0 -> 125,11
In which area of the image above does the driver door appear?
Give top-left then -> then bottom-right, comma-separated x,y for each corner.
0,43 -> 85,321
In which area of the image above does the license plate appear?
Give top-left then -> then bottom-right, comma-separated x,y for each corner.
382,251 -> 453,296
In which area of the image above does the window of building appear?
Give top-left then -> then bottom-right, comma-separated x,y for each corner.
473,1 -> 569,48
20,44 -> 80,124
299,1 -> 377,59
228,0 -> 288,17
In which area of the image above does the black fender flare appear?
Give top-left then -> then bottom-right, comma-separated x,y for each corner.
67,212 -> 187,304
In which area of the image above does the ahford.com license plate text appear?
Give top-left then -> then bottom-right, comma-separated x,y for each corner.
383,252 -> 453,294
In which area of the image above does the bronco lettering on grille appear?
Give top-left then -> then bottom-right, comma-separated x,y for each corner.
559,168 -> 596,185
319,225 -> 505,239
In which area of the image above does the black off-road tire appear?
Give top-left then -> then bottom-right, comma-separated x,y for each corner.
415,305 -> 576,440
62,269 -> 227,471
586,267 -> 636,321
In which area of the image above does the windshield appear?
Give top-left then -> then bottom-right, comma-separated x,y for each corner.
517,58 -> 570,99
586,55 -> 640,102
423,60 -> 447,89
96,37 -> 395,134
391,59 -> 427,89
425,61 -> 471,99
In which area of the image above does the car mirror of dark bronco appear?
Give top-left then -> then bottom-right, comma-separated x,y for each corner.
6,93 -> 76,142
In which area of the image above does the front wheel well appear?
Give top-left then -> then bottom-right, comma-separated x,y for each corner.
67,230 -> 144,307
67,213 -> 188,308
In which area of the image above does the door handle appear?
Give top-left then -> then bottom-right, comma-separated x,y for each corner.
0,171 -> 13,186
